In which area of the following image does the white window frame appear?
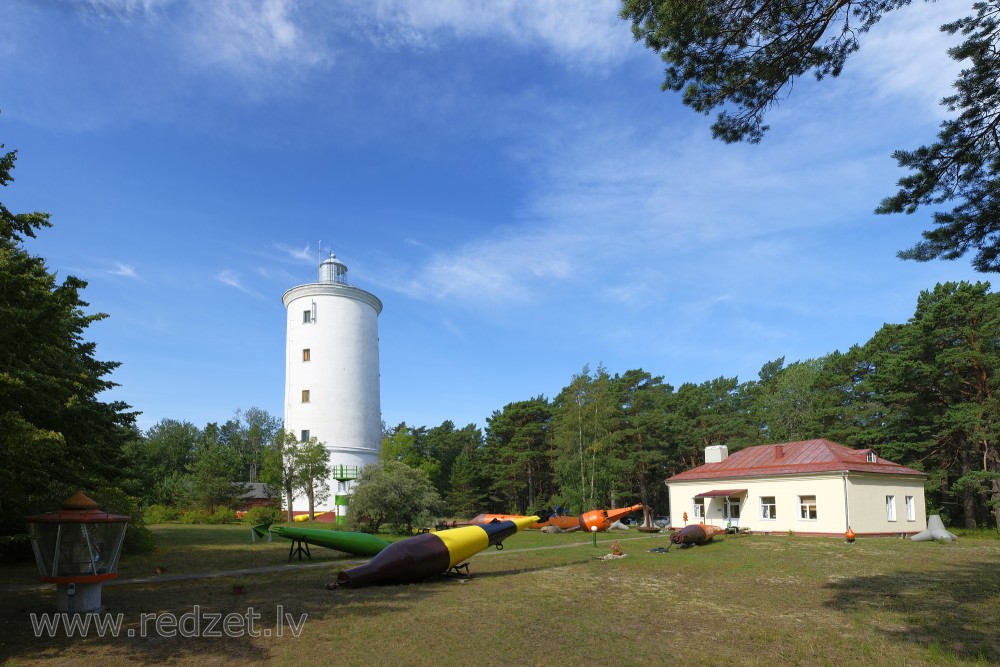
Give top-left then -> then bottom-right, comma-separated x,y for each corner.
886,495 -> 897,522
798,495 -> 817,521
866,451 -> 877,463
692,497 -> 705,519
760,496 -> 777,520
723,497 -> 741,520
905,495 -> 915,522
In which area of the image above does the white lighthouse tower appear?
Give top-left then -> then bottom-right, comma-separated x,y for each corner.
282,251 -> 382,522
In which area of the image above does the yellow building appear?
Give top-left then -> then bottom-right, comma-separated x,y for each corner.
665,440 -> 927,537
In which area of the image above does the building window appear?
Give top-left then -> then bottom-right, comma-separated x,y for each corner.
302,348 -> 311,362
760,496 -> 777,520
724,497 -> 741,520
886,495 -> 896,522
867,450 -> 877,463
692,497 -> 705,518
303,309 -> 312,323
798,495 -> 817,520
300,430 -> 310,442
905,495 -> 915,521
301,389 -> 310,403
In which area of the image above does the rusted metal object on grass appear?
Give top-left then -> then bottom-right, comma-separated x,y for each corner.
670,523 -> 724,546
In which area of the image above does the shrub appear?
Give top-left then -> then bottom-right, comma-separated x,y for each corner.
347,461 -> 443,535
179,509 -> 213,524
91,486 -> 156,554
242,506 -> 283,525
211,507 -> 237,524
144,504 -> 178,524
177,507 -> 239,524
0,533 -> 33,562
124,522 -> 157,553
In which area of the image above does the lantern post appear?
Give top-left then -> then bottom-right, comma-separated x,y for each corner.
25,492 -> 130,613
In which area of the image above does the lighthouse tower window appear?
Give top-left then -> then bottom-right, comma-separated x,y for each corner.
300,430 -> 310,442
302,348 -> 311,362
302,310 -> 312,323
301,389 -> 310,403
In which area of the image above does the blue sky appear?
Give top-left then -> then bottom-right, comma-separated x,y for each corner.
1,0 -> 985,434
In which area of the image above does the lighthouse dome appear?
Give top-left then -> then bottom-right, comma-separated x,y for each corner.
319,253 -> 348,284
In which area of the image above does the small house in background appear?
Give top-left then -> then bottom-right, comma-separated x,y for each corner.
665,440 -> 927,537
237,483 -> 279,512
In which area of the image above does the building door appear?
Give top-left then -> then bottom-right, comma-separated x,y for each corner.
723,497 -> 742,528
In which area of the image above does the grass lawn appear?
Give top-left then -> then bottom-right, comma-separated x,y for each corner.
1,524 -> 999,666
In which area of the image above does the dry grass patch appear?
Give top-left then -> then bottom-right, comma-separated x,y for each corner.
1,526 -> 998,665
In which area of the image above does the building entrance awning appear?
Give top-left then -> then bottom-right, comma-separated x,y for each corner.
695,489 -> 747,498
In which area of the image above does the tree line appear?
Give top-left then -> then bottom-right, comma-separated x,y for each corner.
120,409 -> 332,523
3,138 -> 1000,554
382,282 -> 1000,531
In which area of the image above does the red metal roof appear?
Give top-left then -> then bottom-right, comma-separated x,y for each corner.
666,439 -> 926,482
24,492 -> 130,523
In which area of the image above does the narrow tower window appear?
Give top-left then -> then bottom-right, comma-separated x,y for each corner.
303,309 -> 312,323
301,389 -> 310,403
302,348 -> 311,362
300,430 -> 310,442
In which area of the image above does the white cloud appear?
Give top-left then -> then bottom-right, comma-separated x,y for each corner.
216,269 -> 243,288
356,0 -> 631,67
184,0 -> 330,75
274,243 -> 315,263
440,318 -> 466,339
2,0 -> 634,133
851,2 -> 964,117
108,262 -> 140,279
215,269 -> 264,298
374,33 -> 945,315
395,230 -> 574,304
80,0 -> 170,20
95,0 -> 627,87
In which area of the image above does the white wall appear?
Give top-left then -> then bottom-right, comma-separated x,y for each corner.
668,473 -> 926,535
847,474 -> 927,534
283,282 -> 382,514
